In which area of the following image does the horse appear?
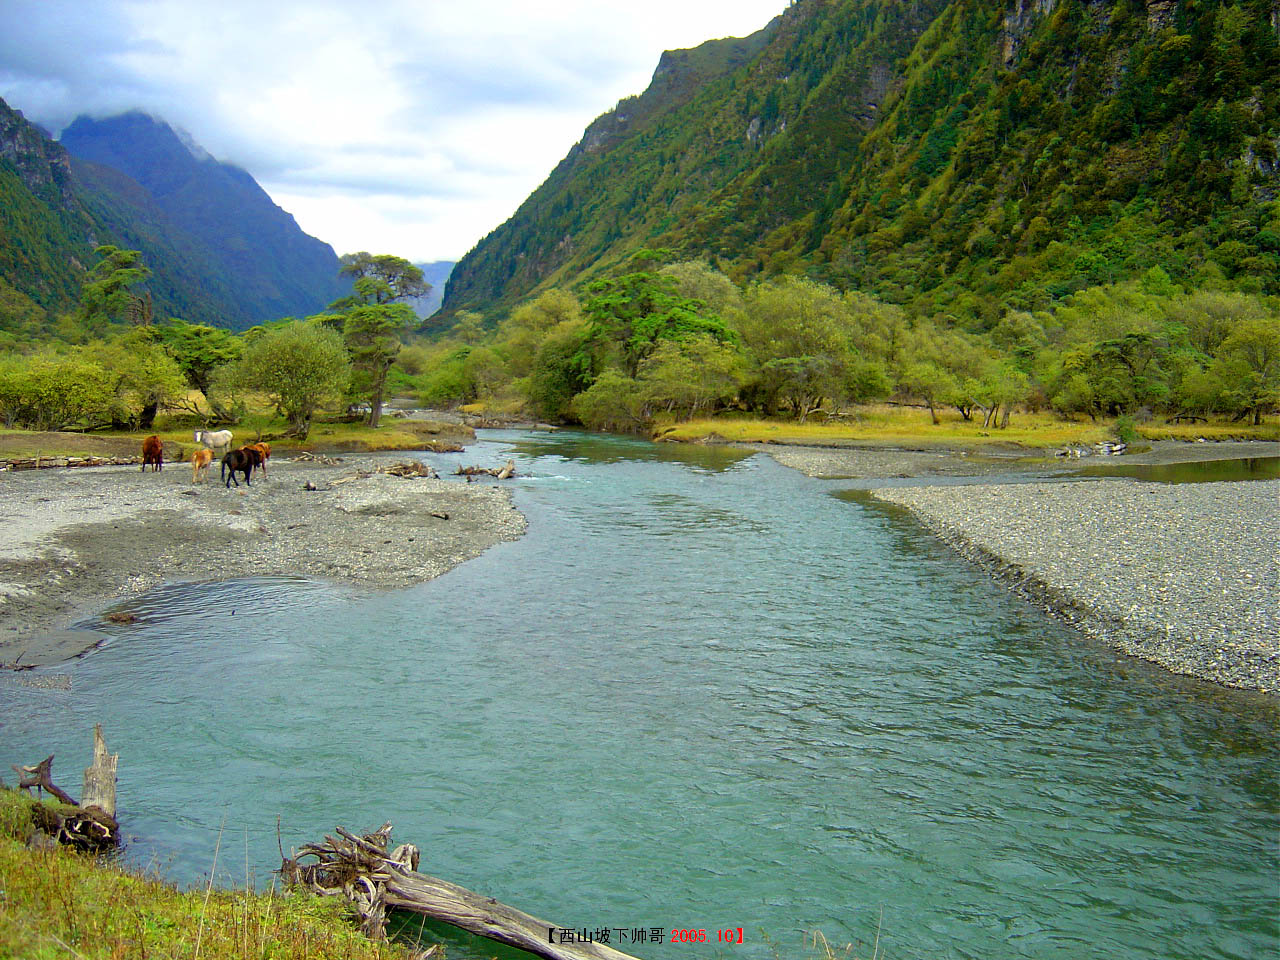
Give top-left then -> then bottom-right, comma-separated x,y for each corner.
190,447 -> 213,483
194,428 -> 234,458
141,435 -> 164,472
246,442 -> 271,476
221,446 -> 260,488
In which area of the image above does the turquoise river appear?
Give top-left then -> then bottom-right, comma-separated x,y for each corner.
1,430 -> 1276,960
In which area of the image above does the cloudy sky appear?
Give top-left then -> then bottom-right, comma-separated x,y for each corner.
0,0 -> 786,264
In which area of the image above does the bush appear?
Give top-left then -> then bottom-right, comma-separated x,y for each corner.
1113,414 -> 1139,444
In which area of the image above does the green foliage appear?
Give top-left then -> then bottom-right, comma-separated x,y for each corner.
0,352 -> 117,430
1113,414 -> 1139,444
88,329 -> 188,429
78,245 -> 151,329
528,319 -> 595,421
155,319 -> 241,394
333,252 -> 430,309
583,267 -> 735,377
231,321 -> 350,437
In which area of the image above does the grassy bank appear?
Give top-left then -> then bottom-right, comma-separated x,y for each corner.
656,407 -> 1278,451
0,790 -> 424,959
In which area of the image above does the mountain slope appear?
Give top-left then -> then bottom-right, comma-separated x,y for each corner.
0,98 -> 97,331
444,0 -> 1280,320
0,98 -> 349,336
60,112 -> 346,327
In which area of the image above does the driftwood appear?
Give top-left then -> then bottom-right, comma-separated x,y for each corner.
10,726 -> 119,851
454,459 -> 516,480
378,461 -> 438,479
292,452 -> 343,465
283,824 -> 641,960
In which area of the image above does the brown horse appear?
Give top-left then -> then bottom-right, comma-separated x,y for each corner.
246,442 -> 271,476
141,435 -> 164,472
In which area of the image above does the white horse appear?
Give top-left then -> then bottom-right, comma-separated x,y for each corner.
194,428 -> 234,458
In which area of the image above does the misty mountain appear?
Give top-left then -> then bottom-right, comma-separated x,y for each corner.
408,260 -> 455,318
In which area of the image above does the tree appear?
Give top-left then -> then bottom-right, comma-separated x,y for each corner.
156,320 -> 242,396
639,335 -> 747,420
91,331 -> 187,429
79,246 -> 152,330
738,278 -> 852,420
572,369 -> 649,432
333,253 -> 430,308
497,289 -> 581,380
583,255 -> 735,378
233,322 -> 350,438
1213,317 -> 1280,425
343,302 -> 416,426
0,353 -> 116,431
332,254 -> 426,426
527,320 -> 594,421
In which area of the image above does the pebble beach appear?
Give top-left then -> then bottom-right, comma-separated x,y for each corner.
763,440 -> 1279,694
871,479 -> 1279,693
0,455 -> 526,669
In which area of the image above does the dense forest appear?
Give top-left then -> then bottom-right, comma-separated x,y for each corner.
415,249 -> 1278,433
418,0 -> 1277,436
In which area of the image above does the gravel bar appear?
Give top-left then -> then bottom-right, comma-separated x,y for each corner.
870,479 -> 1279,693
0,455 -> 526,668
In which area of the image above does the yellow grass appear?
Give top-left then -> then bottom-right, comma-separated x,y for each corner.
658,406 -> 1277,450
1137,420 -> 1280,441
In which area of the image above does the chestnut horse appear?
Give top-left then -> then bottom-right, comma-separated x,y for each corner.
141,435 -> 163,472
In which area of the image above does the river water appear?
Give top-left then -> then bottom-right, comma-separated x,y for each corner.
2,430 -> 1276,960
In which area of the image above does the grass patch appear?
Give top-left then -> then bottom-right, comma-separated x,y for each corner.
0,789 -> 426,959
1137,421 -> 1280,442
658,406 -> 1277,450
659,407 -> 1110,450
0,417 -> 473,462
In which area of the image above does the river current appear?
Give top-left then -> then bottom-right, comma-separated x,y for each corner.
2,430 -> 1276,960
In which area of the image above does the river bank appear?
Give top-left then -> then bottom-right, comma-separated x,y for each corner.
0,455 -> 525,670
764,440 -> 1280,694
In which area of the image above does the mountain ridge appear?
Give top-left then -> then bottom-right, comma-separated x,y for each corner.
0,99 -> 349,336
443,0 -> 1279,321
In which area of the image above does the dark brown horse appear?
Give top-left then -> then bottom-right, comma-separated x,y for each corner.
221,446 -> 261,487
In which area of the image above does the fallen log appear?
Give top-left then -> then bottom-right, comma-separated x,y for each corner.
283,823 -> 640,960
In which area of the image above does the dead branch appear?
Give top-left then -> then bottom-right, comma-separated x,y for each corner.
378,461 -> 438,479
10,727 -> 119,852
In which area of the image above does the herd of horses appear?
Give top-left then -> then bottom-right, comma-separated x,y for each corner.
140,429 -> 271,488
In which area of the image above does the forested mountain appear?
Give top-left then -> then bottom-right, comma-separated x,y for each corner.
443,0 -> 1280,322
0,98 -> 347,337
61,113 -> 346,327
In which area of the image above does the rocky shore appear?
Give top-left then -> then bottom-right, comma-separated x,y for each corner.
871,480 -> 1278,693
0,455 -> 526,669
764,440 -> 1279,694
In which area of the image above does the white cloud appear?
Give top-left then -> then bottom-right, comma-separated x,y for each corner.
0,0 -> 787,262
